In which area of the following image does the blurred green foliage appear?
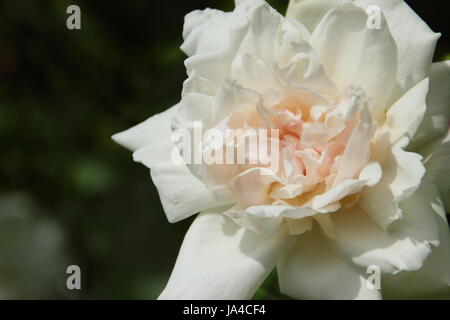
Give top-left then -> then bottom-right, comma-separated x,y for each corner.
0,0 -> 447,299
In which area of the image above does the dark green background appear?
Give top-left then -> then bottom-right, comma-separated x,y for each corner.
0,0 -> 448,299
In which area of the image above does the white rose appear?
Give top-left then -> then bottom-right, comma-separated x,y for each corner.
113,0 -> 450,299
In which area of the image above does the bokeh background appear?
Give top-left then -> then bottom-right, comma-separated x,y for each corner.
0,0 -> 448,299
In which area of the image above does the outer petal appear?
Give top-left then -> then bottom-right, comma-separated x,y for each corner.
150,161 -> 232,223
277,226 -> 382,300
183,1 -> 274,87
360,137 -> 425,230
183,15 -> 248,86
181,0 -> 264,57
381,183 -> 450,298
230,2 -> 336,94
115,106 -> 232,223
113,103 -> 230,222
158,208 -> 293,299
355,0 -> 440,99
182,9 -> 235,57
112,104 -> 178,152
382,77 -> 429,144
328,183 -> 439,275
286,0 -> 350,33
411,61 -> 450,147
310,3 -> 397,119
419,133 -> 450,211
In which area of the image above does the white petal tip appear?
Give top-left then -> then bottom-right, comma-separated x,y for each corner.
111,130 -> 134,151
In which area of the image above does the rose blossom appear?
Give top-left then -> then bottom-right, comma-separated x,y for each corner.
113,0 -> 450,299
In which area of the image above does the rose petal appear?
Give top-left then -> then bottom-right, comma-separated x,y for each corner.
383,77 -> 429,144
230,167 -> 281,206
158,208 -> 293,299
286,0 -> 350,33
381,183 -> 450,298
112,104 -> 178,152
333,107 -> 373,185
277,226 -> 382,299
328,182 -> 440,275
181,0 -> 265,56
310,3 -> 397,119
149,161 -> 233,223
355,0 -> 440,100
411,61 -> 450,147
360,137 -> 425,230
421,137 -> 450,211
